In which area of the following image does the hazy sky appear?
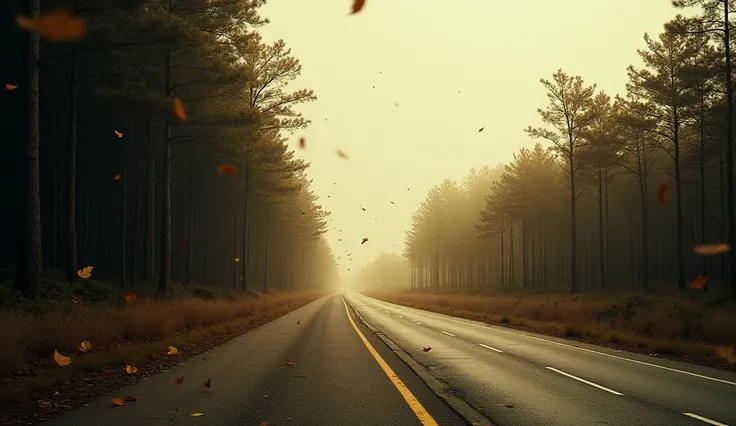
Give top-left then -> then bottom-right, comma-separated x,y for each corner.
256,0 -> 682,282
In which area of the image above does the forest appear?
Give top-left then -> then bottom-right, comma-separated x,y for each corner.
1,0 -> 339,298
357,1 -> 736,298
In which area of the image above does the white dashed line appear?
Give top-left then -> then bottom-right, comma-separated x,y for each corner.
545,367 -> 623,396
682,413 -> 729,426
441,331 -> 456,337
478,343 -> 503,353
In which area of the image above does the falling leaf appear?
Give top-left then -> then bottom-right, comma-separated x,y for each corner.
53,350 -> 71,366
5,84 -> 18,90
125,293 -> 137,304
690,275 -> 708,290
77,265 -> 93,279
361,237 -> 368,245
173,375 -> 184,385
217,164 -> 238,175
299,137 -> 305,149
190,412 -> 205,417
112,398 -> 125,407
114,174 -> 121,180
167,345 -> 178,355
286,358 -> 295,365
336,150 -> 349,159
693,243 -> 730,256
478,127 -> 484,132
295,373 -> 306,378
126,364 -> 138,374
657,183 -> 669,205
361,207 -> 366,211
71,296 -> 80,304
174,97 -> 187,120
79,340 -> 92,353
16,9 -> 86,42
234,257 -> 241,263
422,346 -> 431,352
350,0 -> 366,14
203,378 -> 211,389
296,320 -> 300,325
390,201 -> 395,204
114,130 -> 123,138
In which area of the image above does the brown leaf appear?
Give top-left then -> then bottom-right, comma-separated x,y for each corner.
111,398 -> 125,407
5,84 -> 18,90
217,164 -> 238,175
203,378 -> 211,389
174,97 -> 187,120
299,137 -> 305,149
125,293 -> 137,304
350,0 -> 366,14
114,129 -> 123,138
422,346 -> 431,352
77,265 -> 93,279
295,373 -> 306,378
16,9 -> 86,42
361,237 -> 368,244
693,243 -> 730,256
657,183 -> 669,205
690,275 -> 708,290
336,150 -> 349,159
173,375 -> 184,385
167,345 -> 178,355
53,350 -> 71,366
478,127 -> 484,132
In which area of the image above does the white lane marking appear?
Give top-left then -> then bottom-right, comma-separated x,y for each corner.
358,295 -> 736,387
416,321 -> 422,325
479,343 -> 503,353
545,367 -> 624,396
682,413 -> 729,426
441,331 -> 456,337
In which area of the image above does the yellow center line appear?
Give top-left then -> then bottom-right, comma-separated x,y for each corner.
341,295 -> 439,426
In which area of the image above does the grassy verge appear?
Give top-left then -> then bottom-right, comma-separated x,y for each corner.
365,290 -> 736,369
0,276 -> 324,423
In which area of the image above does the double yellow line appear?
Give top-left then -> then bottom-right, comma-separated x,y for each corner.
341,295 -> 439,426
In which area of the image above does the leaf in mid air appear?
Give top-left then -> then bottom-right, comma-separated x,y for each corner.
53,350 -> 71,366
336,150 -> 349,159
234,257 -> 241,263
114,130 -> 123,138
217,164 -> 238,175
5,84 -> 18,90
693,243 -> 730,256
114,175 -> 121,180
71,296 -> 80,304
657,183 -> 668,205
690,275 -> 707,290
478,127 -> 484,132
422,347 -> 431,352
361,237 -> 368,244
77,265 -> 93,279
125,293 -> 137,304
350,0 -> 366,14
286,358 -> 295,365
16,9 -> 86,42
299,137 -> 305,149
174,97 -> 187,120
79,340 -> 92,352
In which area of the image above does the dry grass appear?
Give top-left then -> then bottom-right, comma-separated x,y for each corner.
0,291 -> 323,379
366,290 -> 736,363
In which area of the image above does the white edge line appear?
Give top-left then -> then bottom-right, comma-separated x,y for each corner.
546,367 -> 623,396
441,331 -> 456,337
682,412 -> 729,426
357,295 -> 736,387
478,343 -> 503,353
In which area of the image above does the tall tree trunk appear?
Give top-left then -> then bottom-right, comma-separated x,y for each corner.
598,165 -> 605,289
510,220 -> 515,286
121,116 -> 128,287
674,110 -> 685,290
569,144 -> 578,293
241,164 -> 250,290
15,0 -> 42,298
604,171 -> 611,288
185,158 -> 195,286
724,2 -> 735,297
65,47 -> 79,283
699,97 -> 708,287
158,48 -> 173,294
263,215 -> 269,292
132,148 -> 142,285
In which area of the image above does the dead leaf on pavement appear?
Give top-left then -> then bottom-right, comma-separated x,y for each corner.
78,340 -> 92,352
167,345 -> 178,355
173,375 -> 184,385
126,364 -> 138,374
422,346 -> 431,352
53,350 -> 71,366
204,378 -> 211,389
112,398 -> 125,407
295,373 -> 306,378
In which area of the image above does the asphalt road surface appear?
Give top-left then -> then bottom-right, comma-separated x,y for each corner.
346,293 -> 736,426
44,294 -> 467,426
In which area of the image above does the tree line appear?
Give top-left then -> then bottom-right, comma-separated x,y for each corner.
1,0 -> 339,298
392,1 -> 736,297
